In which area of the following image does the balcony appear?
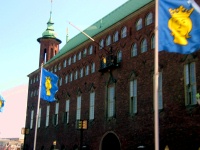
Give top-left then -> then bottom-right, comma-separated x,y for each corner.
99,55 -> 120,73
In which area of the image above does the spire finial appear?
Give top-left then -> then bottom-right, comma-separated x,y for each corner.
51,0 -> 53,12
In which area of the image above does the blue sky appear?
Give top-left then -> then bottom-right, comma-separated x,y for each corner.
0,0 -> 128,92
0,0 -> 128,138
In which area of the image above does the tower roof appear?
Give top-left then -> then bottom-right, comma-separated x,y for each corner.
42,11 -> 56,38
37,11 -> 61,43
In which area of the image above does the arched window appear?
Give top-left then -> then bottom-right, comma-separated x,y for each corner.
136,18 -> 142,30
113,31 -> 119,42
85,65 -> 89,76
78,52 -> 81,60
54,65 -> 57,72
65,75 -> 68,83
99,39 -> 104,50
74,70 -> 78,80
68,57 -> 71,65
145,13 -> 153,26
58,63 -> 61,70
59,77 -> 62,86
89,45 -> 93,55
73,55 -> 76,63
70,73 -> 73,82
151,35 -> 155,49
91,62 -> 95,73
83,48 -> 87,57
131,43 -> 137,57
80,68 -> 83,78
63,60 -> 67,68
106,35 -> 111,46
121,26 -> 127,38
141,39 -> 147,53
117,50 -> 122,63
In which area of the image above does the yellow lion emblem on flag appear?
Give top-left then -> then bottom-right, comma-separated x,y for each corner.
45,77 -> 52,96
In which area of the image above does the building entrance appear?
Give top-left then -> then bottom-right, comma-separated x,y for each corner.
101,133 -> 121,150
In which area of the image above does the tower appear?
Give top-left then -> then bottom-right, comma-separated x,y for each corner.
37,11 -> 62,67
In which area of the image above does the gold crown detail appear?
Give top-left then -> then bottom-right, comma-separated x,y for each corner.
46,77 -> 51,81
169,5 -> 194,17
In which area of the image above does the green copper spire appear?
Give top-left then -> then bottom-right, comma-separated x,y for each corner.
42,11 -> 57,38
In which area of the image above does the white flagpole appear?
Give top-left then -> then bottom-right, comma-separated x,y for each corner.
33,63 -> 43,150
154,0 -> 159,150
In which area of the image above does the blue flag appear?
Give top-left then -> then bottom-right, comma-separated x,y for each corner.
0,95 -> 5,112
159,0 -> 200,54
40,68 -> 58,102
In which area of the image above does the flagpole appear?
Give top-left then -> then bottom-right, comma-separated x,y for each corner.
33,63 -> 43,150
154,0 -> 159,150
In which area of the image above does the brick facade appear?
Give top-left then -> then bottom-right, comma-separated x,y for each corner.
24,1 -> 200,150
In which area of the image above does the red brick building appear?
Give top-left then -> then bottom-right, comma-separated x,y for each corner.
24,0 -> 200,150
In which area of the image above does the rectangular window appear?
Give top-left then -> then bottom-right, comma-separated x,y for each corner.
30,110 -> 34,129
46,105 -> 50,127
130,80 -> 137,114
76,96 -> 81,120
158,72 -> 163,110
185,63 -> 197,105
53,103 -> 59,126
91,63 -> 95,73
64,100 -> 70,124
38,108 -> 41,128
108,86 -> 115,118
89,92 -> 95,120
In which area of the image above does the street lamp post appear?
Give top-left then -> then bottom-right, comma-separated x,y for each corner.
76,120 -> 88,150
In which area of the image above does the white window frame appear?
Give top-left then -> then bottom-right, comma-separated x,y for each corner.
38,108 -> 41,128
68,57 -> 71,65
89,92 -> 95,120
89,45 -> 93,55
85,65 -> 89,76
106,35 -> 111,46
145,13 -> 153,26
117,51 -> 122,63
130,80 -> 137,114
54,103 -> 59,126
113,31 -> 119,42
65,100 -> 70,124
184,62 -> 197,105
46,105 -> 50,127
99,39 -> 104,50
30,110 -> 34,129
80,68 -> 83,78
65,75 -> 68,84
91,63 -> 95,73
108,86 -> 115,118
131,43 -> 137,57
136,18 -> 142,30
121,26 -> 127,38
63,60 -> 67,68
78,52 -> 82,60
141,39 -> 147,53
76,96 -> 81,120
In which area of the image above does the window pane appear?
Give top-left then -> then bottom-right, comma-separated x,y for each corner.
136,18 -> 142,30
131,44 -> 137,57
141,39 -> 147,53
